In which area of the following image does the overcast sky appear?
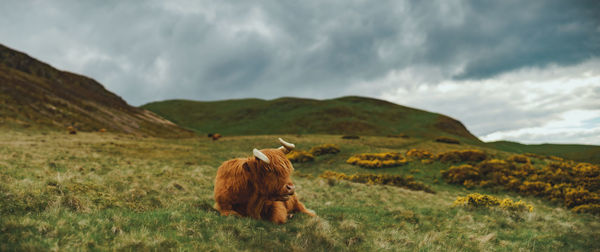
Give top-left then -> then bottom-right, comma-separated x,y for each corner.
1,0 -> 599,144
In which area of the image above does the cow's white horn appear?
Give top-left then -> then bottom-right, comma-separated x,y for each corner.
278,138 -> 295,150
253,148 -> 270,164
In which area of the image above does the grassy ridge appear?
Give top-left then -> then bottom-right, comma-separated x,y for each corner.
0,43 -> 194,137
488,141 -> 600,164
141,96 -> 480,143
1,131 -> 598,251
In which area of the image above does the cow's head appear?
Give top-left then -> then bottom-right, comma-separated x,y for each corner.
244,138 -> 297,201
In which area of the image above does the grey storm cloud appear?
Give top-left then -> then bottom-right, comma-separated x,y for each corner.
1,0 -> 598,105
1,0 -> 599,144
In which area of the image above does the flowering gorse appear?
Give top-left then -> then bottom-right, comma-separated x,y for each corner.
286,150 -> 315,163
440,154 -> 600,214
346,152 -> 408,169
453,193 -> 533,212
436,149 -> 487,163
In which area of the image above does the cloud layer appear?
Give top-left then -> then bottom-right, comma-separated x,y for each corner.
379,59 -> 600,144
1,0 -> 598,144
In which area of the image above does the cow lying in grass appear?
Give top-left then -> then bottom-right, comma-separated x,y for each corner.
213,138 -> 316,224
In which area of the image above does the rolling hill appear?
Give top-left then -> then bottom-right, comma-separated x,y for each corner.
143,97 -> 600,164
141,96 -> 481,143
0,44 -> 193,137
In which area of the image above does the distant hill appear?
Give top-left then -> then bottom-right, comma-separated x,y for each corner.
0,44 -> 194,137
487,141 -> 600,164
141,96 -> 482,143
142,97 -> 600,164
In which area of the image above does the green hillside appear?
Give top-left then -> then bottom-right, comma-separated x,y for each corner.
141,96 -> 481,143
142,97 -> 600,164
488,141 -> 600,164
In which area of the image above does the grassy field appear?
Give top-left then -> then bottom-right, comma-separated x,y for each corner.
1,130 -> 598,251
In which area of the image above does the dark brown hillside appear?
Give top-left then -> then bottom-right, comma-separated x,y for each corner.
0,44 -> 194,137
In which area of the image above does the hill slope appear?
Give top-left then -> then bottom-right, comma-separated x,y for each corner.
488,140 -> 600,164
142,96 -> 481,143
0,44 -> 193,137
143,97 -> 600,164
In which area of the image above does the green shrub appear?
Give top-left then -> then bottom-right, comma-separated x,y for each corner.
309,144 -> 340,156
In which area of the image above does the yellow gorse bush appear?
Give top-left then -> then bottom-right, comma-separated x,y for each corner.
436,149 -> 487,163
440,164 -> 480,184
571,204 -> 600,215
406,149 -> 434,160
441,154 -> 600,214
309,144 -> 340,156
499,198 -> 534,212
320,171 -> 435,193
286,150 -> 315,163
508,154 -> 530,164
454,193 -> 500,208
453,193 -> 533,212
346,152 -> 408,169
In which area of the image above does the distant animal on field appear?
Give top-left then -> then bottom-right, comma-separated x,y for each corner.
211,133 -> 222,141
213,138 -> 316,224
67,126 -> 77,134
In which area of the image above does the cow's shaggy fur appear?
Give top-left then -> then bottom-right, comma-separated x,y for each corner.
214,148 -> 315,224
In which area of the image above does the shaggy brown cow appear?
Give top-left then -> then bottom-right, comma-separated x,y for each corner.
213,138 -> 316,224
212,133 -> 222,141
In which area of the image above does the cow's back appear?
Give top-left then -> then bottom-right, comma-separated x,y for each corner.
214,158 -> 253,206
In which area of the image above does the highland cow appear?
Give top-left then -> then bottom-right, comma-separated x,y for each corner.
213,138 -> 316,224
